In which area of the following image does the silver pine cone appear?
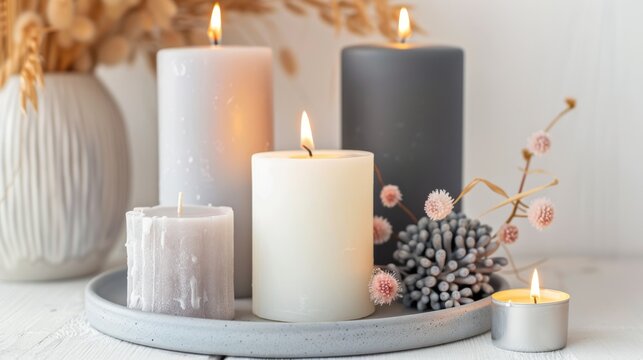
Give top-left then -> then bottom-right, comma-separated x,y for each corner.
388,212 -> 508,311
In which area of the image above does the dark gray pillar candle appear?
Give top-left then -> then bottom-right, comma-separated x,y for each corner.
342,44 -> 463,265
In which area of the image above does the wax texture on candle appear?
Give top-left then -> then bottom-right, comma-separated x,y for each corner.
126,206 -> 234,320
252,150 -> 375,322
157,46 -> 272,298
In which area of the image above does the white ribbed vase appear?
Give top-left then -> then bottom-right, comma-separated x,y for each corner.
0,74 -> 130,280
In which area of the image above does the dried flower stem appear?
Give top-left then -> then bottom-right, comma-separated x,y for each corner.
374,163 -> 385,187
545,106 -> 573,132
374,163 -> 418,224
499,99 -> 576,282
505,153 -> 532,224
379,98 -> 576,286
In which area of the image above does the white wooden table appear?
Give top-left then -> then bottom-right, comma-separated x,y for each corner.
1,256 -> 642,359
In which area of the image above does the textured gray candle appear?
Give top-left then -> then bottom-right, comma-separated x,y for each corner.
342,44 -> 463,265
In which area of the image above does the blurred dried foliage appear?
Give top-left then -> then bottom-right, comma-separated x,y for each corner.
1,0 -> 417,110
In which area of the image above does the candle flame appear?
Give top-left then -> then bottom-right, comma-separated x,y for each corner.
398,7 -> 412,43
530,269 -> 541,302
300,111 -> 314,157
208,2 -> 222,45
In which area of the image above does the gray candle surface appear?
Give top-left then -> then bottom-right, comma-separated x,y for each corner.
342,44 -> 463,265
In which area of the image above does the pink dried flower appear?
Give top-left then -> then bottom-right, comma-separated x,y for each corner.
527,198 -> 555,230
380,184 -> 402,208
424,189 -> 454,221
373,216 -> 393,245
369,268 -> 401,306
528,130 -> 551,156
498,223 -> 519,244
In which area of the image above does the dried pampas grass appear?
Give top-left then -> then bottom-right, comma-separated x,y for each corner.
77,0 -> 96,15
20,25 -> 44,111
69,16 -> 96,43
146,0 -> 177,30
160,30 -> 185,48
2,0 -> 415,111
98,36 -> 131,65
13,12 -> 42,43
123,10 -> 154,38
55,31 -> 74,48
73,50 -> 93,72
46,0 -> 75,30
102,0 -> 127,6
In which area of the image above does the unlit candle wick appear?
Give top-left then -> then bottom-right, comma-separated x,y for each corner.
177,192 -> 184,217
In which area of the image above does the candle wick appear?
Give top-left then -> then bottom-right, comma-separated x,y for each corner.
302,145 -> 313,158
532,296 -> 538,304
210,38 -> 219,46
399,37 -> 407,44
177,192 -> 184,217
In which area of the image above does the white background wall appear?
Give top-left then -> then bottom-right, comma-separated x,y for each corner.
99,0 -> 643,258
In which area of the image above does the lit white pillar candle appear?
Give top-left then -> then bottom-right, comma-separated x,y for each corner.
491,269 -> 570,352
157,3 -> 272,298
252,112 -> 374,322
126,200 -> 234,320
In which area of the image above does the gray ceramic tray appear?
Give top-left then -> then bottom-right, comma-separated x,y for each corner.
86,268 -> 508,358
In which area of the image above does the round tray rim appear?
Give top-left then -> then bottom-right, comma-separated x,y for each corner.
86,268 -> 509,357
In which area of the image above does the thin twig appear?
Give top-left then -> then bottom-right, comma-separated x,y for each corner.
505,153 -> 532,223
374,163 -> 418,224
545,106 -> 573,132
374,163 -> 385,188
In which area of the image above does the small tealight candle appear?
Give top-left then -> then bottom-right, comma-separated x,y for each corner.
126,194 -> 234,320
491,269 -> 570,352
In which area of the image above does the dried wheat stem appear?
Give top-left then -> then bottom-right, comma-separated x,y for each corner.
19,25 -> 44,112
